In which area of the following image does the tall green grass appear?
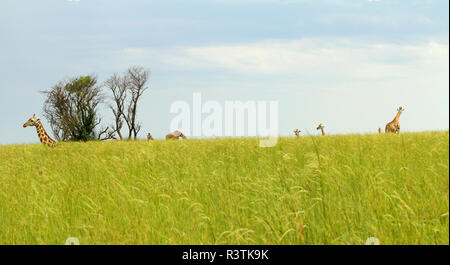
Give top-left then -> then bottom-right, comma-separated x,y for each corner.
0,132 -> 448,244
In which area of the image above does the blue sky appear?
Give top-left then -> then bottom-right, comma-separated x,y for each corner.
0,0 -> 448,144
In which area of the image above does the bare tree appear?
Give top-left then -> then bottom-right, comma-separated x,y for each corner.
105,66 -> 150,140
104,73 -> 128,140
97,126 -> 116,140
124,66 -> 149,140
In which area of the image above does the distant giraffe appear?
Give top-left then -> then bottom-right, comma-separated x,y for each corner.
378,128 -> 382,134
316,123 -> 325,136
294,129 -> 301,137
23,114 -> 57,147
385,107 -> 404,133
147,132 -> 154,140
165,130 -> 187,140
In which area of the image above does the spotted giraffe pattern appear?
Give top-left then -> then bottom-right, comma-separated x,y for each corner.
23,114 -> 57,147
385,107 -> 404,133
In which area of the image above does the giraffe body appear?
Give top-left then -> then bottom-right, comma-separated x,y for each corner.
385,107 -> 404,133
23,114 -> 57,147
316,123 -> 325,136
165,130 -> 187,140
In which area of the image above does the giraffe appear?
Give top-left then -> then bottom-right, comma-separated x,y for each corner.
165,130 -> 187,140
316,123 -> 325,136
385,107 -> 404,133
294,129 -> 301,137
23,114 -> 57,147
147,132 -> 154,140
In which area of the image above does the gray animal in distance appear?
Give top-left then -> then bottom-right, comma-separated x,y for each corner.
166,130 -> 187,140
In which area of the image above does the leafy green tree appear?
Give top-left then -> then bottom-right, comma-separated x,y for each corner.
42,75 -> 113,141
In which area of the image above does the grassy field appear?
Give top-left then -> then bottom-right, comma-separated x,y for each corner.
0,131 -> 448,245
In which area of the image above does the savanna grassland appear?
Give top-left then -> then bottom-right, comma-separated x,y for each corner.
0,132 -> 448,245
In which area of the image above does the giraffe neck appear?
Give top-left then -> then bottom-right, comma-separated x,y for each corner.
320,128 -> 325,136
393,111 -> 402,122
35,121 -> 56,146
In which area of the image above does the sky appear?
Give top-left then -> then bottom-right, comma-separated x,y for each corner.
0,0 -> 448,144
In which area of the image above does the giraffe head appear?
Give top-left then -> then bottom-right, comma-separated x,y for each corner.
294,129 -> 301,136
316,123 -> 324,130
23,114 -> 40,128
397,106 -> 404,114
147,133 -> 154,140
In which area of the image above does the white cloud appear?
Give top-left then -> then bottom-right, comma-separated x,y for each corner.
122,38 -> 448,83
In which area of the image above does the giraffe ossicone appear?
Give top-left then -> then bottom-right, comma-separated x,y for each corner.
316,123 -> 325,136
385,106 -> 404,133
23,114 -> 58,147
